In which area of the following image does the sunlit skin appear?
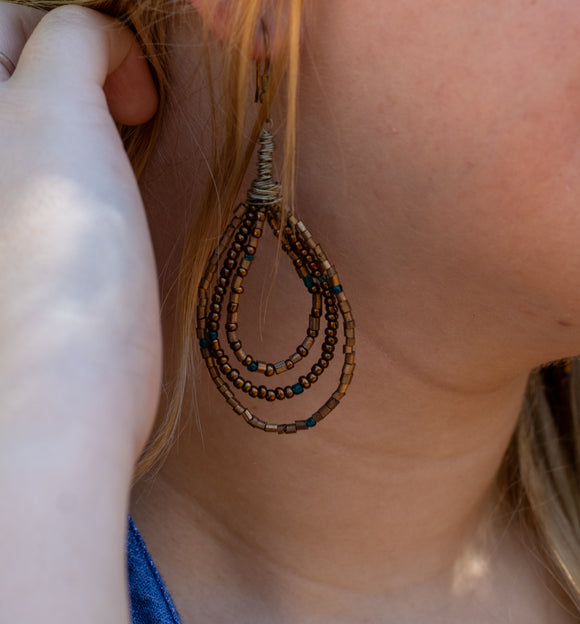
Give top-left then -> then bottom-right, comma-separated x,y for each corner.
131,1 -> 580,622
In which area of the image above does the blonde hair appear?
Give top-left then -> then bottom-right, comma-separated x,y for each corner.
9,0 -> 580,615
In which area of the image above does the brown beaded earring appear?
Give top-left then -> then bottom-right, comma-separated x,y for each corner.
196,31 -> 355,434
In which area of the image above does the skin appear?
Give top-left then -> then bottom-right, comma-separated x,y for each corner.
132,1 -> 580,622
0,5 -> 160,623
2,0 -> 580,622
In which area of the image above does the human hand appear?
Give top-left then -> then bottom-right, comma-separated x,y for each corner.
0,4 -> 161,460
0,5 -> 162,622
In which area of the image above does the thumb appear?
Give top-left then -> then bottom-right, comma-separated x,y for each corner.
13,5 -> 158,126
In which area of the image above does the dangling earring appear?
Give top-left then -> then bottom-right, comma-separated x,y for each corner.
196,32 -> 355,434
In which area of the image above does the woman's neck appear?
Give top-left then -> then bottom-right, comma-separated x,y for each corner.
130,292 -> 554,621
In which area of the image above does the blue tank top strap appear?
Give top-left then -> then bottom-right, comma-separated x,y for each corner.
127,515 -> 183,624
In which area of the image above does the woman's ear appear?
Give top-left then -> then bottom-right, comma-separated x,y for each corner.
188,0 -> 276,61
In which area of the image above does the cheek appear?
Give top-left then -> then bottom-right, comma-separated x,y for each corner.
382,4 -> 580,273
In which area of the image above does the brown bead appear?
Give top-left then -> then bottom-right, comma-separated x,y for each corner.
209,312 -> 220,322
227,369 -> 240,381
311,308 -> 322,318
228,302 -> 238,313
311,364 -> 323,376
325,313 -> 337,322
225,322 -> 237,332
218,277 -> 228,288
207,321 -> 218,332
285,359 -> 294,370
215,286 -> 225,296
217,356 -> 228,366
242,381 -> 252,393
298,376 -> 311,389
275,387 -> 286,400
322,343 -> 335,354
230,341 -> 242,351
266,390 -> 276,402
319,356 -> 330,367
325,328 -> 337,337
258,385 -> 268,399
284,386 -> 294,399
245,245 -> 256,256
234,377 -> 244,389
242,355 -> 253,366
235,233 -> 245,244
237,267 -> 248,277
227,249 -> 237,260
307,372 -> 318,384
232,286 -> 244,294
212,295 -> 222,305
232,242 -> 242,252
249,385 -> 259,398
221,363 -> 232,375
307,329 -> 318,338
265,364 -> 275,377
297,345 -> 308,357
225,258 -> 235,270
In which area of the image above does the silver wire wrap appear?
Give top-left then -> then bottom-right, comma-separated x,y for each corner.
247,127 -> 281,206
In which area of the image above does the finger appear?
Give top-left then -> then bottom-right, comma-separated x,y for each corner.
13,5 -> 158,124
0,3 -> 44,82
103,39 -> 159,126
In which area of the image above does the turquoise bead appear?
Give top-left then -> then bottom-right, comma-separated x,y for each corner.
303,274 -> 314,288
292,383 -> 304,395
247,361 -> 258,372
332,284 -> 343,294
306,417 -> 316,428
199,338 -> 210,349
245,254 -> 254,262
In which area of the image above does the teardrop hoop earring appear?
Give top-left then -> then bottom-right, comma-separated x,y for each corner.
196,33 -> 355,434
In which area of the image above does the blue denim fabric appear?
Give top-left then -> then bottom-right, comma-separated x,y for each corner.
127,516 -> 183,624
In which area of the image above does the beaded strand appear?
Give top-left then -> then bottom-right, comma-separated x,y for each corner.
196,127 -> 355,433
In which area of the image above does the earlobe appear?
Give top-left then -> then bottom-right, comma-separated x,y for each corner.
187,0 -> 276,61
188,0 -> 228,48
